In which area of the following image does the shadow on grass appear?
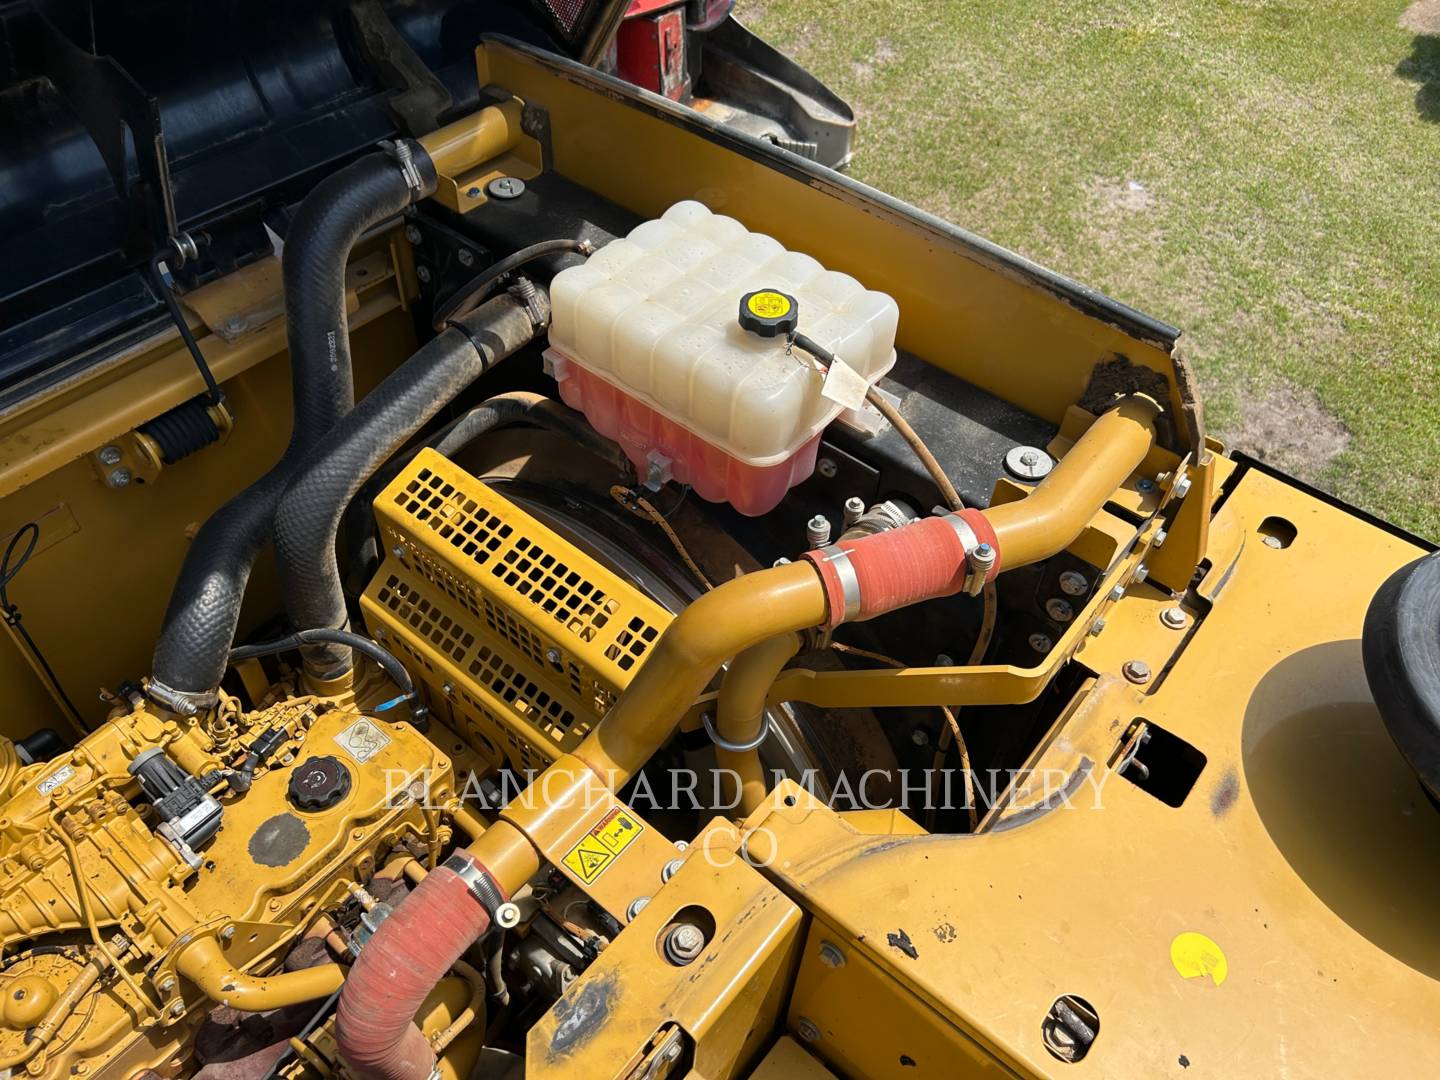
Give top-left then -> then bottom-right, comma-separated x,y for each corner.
1397,35 -> 1440,121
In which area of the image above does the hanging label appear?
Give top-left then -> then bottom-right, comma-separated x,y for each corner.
820,357 -> 870,411
562,807 -> 644,884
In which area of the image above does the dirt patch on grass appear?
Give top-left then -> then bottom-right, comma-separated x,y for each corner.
1089,178 -> 1156,213
1400,1 -> 1440,34
853,38 -> 899,82
1223,380 -> 1351,479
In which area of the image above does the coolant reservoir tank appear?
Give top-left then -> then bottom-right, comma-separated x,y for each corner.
547,201 -> 898,515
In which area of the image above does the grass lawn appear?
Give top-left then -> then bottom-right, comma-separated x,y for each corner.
735,0 -> 1440,538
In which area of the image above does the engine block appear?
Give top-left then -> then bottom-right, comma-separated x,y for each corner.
0,695 -> 450,1078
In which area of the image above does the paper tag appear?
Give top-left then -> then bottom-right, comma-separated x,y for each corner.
819,356 -> 870,411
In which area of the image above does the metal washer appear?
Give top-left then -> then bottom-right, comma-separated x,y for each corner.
1005,445 -> 1054,481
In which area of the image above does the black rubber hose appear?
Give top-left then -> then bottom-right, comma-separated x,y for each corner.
274,289 -> 547,679
229,628 -> 423,724
430,390 -> 629,468
150,148 -> 436,712
431,238 -> 591,331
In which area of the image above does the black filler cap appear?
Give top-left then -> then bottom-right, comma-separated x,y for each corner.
288,755 -> 353,811
737,288 -> 799,338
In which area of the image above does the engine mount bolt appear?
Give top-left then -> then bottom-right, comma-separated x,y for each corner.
106,468 -> 132,489
796,1017 -> 821,1043
1160,607 -> 1188,630
818,941 -> 847,968
170,1002 -> 185,1018
662,923 -> 706,965
1122,659 -> 1152,684
1028,633 -> 1053,653
806,515 -> 832,547
626,896 -> 650,921
817,457 -> 838,479
1057,570 -> 1089,596
843,496 -> 865,526
1045,597 -> 1074,623
487,176 -> 526,200
98,445 -> 123,466
405,226 -> 422,245
457,248 -> 475,267
661,858 -> 684,883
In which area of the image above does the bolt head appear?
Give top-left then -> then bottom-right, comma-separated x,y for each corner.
224,316 -> 247,334
1108,585 -> 1125,603
457,248 -> 475,267
98,445 -> 123,466
844,496 -> 865,514
170,1001 -> 185,1017
405,226 -> 422,245
796,1017 -> 821,1043
487,176 -> 526,199
106,467 -> 132,489
911,728 -> 929,747
158,976 -> 175,992
817,457 -> 838,479
1058,570 -> 1089,596
219,925 -> 235,941
1152,529 -> 1168,548
1005,445 -> 1053,481
661,858 -> 684,882
392,545 -> 406,559
1173,474 -> 1193,498
415,265 -> 431,284
626,896 -> 650,921
466,186 -> 482,198
1088,617 -> 1107,637
441,682 -> 454,696
1262,534 -> 1283,549
1133,563 -> 1149,584
1160,606 -> 1188,630
545,647 -> 562,665
1028,632 -> 1053,653
1045,597 -> 1074,623
1122,659 -> 1152,684
1137,477 -> 1156,493
818,941 -> 846,968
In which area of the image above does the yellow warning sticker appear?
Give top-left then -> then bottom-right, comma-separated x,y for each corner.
1170,931 -> 1228,986
746,290 -> 791,319
562,808 -> 644,884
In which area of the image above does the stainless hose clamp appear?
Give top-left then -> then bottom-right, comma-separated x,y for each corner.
813,544 -> 861,621
378,139 -> 425,199
940,514 -> 996,596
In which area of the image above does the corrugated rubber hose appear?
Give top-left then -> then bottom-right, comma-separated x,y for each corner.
273,288 -> 548,680
149,147 -> 435,712
336,852 -> 502,1080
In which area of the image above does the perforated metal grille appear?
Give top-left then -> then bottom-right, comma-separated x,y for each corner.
362,451 -> 673,772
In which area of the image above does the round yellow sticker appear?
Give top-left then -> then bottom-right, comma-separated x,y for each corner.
1170,931 -> 1228,986
746,291 -> 792,319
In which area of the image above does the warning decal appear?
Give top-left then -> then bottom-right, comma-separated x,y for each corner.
562,807 -> 644,884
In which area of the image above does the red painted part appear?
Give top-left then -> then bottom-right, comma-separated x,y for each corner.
624,0 -> 685,16
616,9 -> 690,100
804,509 -> 1000,627
335,854 -> 505,1080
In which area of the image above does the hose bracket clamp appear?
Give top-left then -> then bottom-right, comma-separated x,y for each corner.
702,711 -> 769,753
377,139 -> 425,200
942,513 -> 998,596
443,854 -> 517,930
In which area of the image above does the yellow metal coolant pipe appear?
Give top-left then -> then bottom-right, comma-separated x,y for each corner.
715,632 -> 803,814
175,937 -> 344,1010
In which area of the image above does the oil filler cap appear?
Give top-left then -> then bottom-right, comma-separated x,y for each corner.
738,288 -> 798,338
288,756 -> 352,812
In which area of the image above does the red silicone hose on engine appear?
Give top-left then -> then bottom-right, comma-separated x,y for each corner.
336,853 -> 502,1080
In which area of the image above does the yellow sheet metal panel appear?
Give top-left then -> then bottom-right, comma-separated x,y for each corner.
750,1036 -> 840,1079
751,468 -> 1439,1077
361,448 -> 673,771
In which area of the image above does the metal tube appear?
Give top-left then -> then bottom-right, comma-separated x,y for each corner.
418,100 -> 524,180
175,937 -> 344,1010
716,633 -> 802,816
984,395 -> 1161,568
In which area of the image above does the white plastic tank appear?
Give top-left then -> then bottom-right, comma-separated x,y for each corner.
546,201 -> 899,515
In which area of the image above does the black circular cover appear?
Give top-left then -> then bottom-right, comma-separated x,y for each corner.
737,289 -> 799,338
1363,550 -> 1440,802
287,755 -> 353,811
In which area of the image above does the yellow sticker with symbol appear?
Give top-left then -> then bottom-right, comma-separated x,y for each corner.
745,291 -> 792,319
562,807 -> 644,884
1170,931 -> 1228,986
